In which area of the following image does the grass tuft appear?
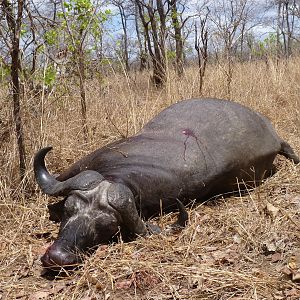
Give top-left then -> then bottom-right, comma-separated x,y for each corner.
0,59 -> 299,299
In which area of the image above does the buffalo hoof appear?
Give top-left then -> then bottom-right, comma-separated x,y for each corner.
145,222 -> 162,235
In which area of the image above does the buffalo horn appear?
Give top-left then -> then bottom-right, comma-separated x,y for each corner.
34,147 -> 104,196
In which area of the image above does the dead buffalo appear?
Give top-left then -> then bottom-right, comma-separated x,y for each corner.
34,98 -> 299,269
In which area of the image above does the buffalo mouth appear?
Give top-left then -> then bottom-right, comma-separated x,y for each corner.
41,243 -> 82,271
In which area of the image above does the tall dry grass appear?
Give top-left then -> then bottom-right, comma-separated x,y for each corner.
0,58 -> 299,299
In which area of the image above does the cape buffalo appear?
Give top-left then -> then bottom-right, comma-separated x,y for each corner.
34,98 -> 299,269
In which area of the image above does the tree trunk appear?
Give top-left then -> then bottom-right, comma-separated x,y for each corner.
284,1 -> 292,57
276,1 -> 282,61
134,2 -> 147,71
240,20 -> 246,60
12,42 -> 26,180
169,0 -> 184,76
194,20 -> 208,95
118,3 -> 130,72
136,0 -> 167,86
2,0 -> 27,181
77,48 -> 88,143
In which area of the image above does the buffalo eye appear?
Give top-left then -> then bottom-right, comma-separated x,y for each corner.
64,194 -> 86,217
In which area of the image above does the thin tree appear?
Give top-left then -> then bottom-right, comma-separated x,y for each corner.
133,1 -> 148,70
112,0 -> 130,72
168,0 -> 193,76
135,0 -> 168,86
210,0 -> 252,96
278,0 -> 296,58
194,7 -> 209,94
1,0 -> 26,181
59,0 -> 108,142
168,0 -> 184,76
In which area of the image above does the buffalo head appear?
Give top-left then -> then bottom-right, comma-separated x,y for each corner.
34,147 -> 187,269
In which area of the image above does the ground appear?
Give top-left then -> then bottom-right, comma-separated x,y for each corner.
0,59 -> 299,299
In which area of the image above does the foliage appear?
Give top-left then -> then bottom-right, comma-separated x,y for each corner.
166,49 -> 176,60
44,29 -> 59,46
43,0 -> 111,57
253,33 -> 279,58
0,64 -> 10,82
44,65 -> 57,87
60,0 -> 111,45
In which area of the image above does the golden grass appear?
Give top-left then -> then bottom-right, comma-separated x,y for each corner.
0,58 -> 299,299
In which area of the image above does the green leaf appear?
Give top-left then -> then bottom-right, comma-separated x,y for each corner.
44,66 -> 57,86
44,29 -> 59,45
167,50 -> 176,60
0,65 -> 10,81
20,29 -> 27,38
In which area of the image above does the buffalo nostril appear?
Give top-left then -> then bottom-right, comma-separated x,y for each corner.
41,244 -> 80,269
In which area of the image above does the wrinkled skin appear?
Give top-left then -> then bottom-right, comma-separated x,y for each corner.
40,181 -> 150,268
34,98 -> 299,269
42,183 -> 119,267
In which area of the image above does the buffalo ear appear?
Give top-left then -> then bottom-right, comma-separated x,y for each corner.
107,183 -> 148,237
47,199 -> 66,223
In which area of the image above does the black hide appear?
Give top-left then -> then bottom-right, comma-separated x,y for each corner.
55,98 -> 299,218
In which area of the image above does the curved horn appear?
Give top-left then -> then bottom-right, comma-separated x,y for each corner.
34,146 -> 61,195
34,147 -> 104,196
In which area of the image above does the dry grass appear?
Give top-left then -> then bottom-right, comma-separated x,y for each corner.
0,58 -> 299,299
